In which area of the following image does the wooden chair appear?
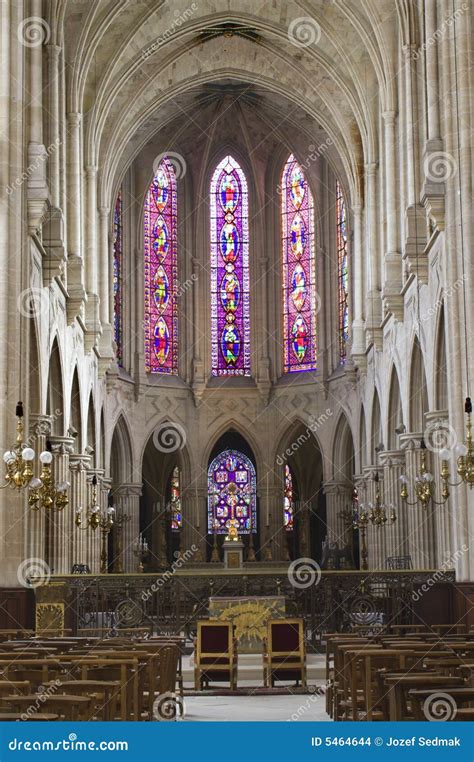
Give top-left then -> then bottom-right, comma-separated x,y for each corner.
0,694 -> 92,721
263,618 -> 306,688
409,687 -> 474,720
194,620 -> 237,690
383,673 -> 464,720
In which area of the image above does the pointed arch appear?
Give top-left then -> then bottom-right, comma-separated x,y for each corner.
332,413 -> 355,481
86,393 -> 96,466
69,367 -> 81,453
409,337 -> 429,431
46,337 -> 64,435
144,156 -> 178,374
210,154 -> 250,376
387,366 -> 403,449
28,320 -> 41,414
370,390 -> 382,463
434,305 -> 448,410
281,153 -> 316,373
110,414 -> 134,485
359,405 -> 367,470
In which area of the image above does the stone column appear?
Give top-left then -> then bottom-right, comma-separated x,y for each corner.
424,410 -> 454,566
382,111 -> 403,318
27,415 -> 52,563
69,454 -> 90,568
98,206 -> 114,364
379,449 -> 409,561
113,483 -> 142,572
26,0 -> 49,232
400,434 -> 437,569
365,163 -> 382,341
46,44 -> 61,208
362,467 -> 386,569
259,485 -> 283,561
351,203 -> 365,359
424,0 -> 441,147
323,481 -> 353,548
48,435 -> 74,574
84,165 -> 100,346
403,44 -> 420,208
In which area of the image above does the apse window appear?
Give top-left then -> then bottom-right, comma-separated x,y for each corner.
210,155 -> 251,377
281,154 -> 317,373
144,157 -> 178,374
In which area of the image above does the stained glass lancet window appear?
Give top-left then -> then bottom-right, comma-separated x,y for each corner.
170,466 -> 182,531
336,180 -> 349,363
281,154 -> 317,373
144,158 -> 178,374
113,191 -> 123,366
210,156 -> 250,376
283,464 -> 294,530
208,450 -> 256,534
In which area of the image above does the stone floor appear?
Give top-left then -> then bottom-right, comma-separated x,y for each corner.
181,694 -> 330,721
181,653 -> 330,721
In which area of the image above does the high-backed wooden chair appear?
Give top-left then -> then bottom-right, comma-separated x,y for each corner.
194,621 -> 237,691
263,618 -> 306,688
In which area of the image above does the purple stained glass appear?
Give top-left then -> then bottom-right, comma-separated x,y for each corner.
113,191 -> 123,366
284,464 -> 294,530
144,158 -> 178,374
211,156 -> 250,376
208,449 -> 257,534
282,154 -> 317,372
170,466 -> 182,531
336,180 -> 349,363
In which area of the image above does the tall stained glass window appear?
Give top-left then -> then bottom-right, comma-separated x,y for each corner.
283,464 -> 294,530
208,450 -> 256,534
281,154 -> 317,373
113,191 -> 123,366
144,158 -> 178,374
336,180 -> 349,363
170,466 -> 182,531
210,156 -> 250,376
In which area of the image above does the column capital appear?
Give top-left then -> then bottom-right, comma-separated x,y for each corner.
365,161 -> 378,175
67,112 -> 82,127
99,206 -> 110,218
399,432 -> 424,450
378,449 -> 406,467
48,435 -> 75,455
113,482 -> 142,498
46,44 -> 62,61
322,480 -> 352,496
29,414 -> 52,438
382,110 -> 397,124
86,165 -> 98,178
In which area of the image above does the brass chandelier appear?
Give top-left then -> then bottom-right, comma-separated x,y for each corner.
75,475 -> 115,573
2,402 -> 35,490
400,439 -> 449,508
28,443 -> 69,511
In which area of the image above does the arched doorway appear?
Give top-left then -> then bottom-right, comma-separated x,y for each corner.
206,430 -> 258,562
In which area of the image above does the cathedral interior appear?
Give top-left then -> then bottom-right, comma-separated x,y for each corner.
0,0 -> 473,727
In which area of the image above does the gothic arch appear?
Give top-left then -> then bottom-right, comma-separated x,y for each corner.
110,414 -> 134,486
434,305 -> 448,411
409,337 -> 429,432
369,389 -> 382,463
331,413 -> 355,482
387,365 -> 403,450
28,319 -> 41,414
358,404 -> 367,471
69,367 -> 82,454
85,393 -> 96,467
46,337 -> 64,436
203,420 -> 264,482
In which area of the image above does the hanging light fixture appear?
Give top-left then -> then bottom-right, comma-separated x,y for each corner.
2,402 -> 36,490
28,441 -> 70,511
400,438 -> 450,508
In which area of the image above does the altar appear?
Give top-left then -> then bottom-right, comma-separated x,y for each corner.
208,595 -> 286,652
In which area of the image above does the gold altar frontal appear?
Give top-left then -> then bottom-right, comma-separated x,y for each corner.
209,595 -> 286,652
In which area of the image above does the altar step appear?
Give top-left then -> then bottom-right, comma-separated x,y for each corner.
182,652 -> 325,688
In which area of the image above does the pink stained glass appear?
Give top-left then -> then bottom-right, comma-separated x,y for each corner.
144,158 -> 178,374
210,156 -> 250,376
170,465 -> 182,531
281,155 -> 317,373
